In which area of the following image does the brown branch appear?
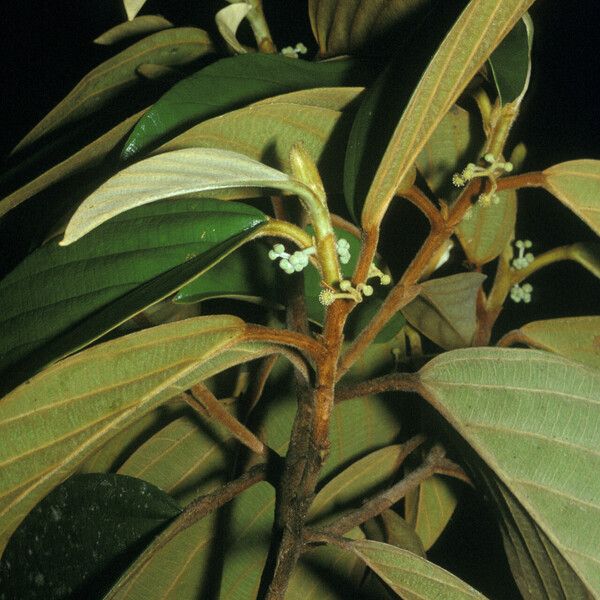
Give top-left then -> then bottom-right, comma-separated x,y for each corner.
401,185 -> 445,230
187,384 -> 268,457
105,464 -> 267,598
494,170 -> 545,192
306,445 -> 446,539
335,372 -> 420,403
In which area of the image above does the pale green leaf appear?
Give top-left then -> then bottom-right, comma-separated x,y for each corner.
124,0 -> 149,21
503,316 -> 600,370
308,0 -> 433,56
362,0 -> 534,228
60,148 -> 307,245
543,160 -> 600,235
12,28 -> 213,154
405,475 -> 461,551
105,481 -> 274,599
0,316 -> 265,551
309,445 -> 406,525
158,87 -> 362,195
347,538 -> 488,599
94,15 -> 174,45
419,347 -> 600,595
402,273 -> 486,350
216,3 -> 252,54
0,110 -> 145,219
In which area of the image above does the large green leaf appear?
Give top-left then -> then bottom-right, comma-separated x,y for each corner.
121,53 -> 374,160
488,14 -> 533,105
105,481 -> 274,599
118,413 -> 231,505
309,445 -> 407,525
543,160 -> 600,236
308,0 -> 434,56
402,273 -> 486,350
60,148 -> 302,245
0,315 -> 257,551
0,198 -> 266,387
419,347 -> 600,595
12,28 -> 213,154
0,473 -> 181,600
345,538 -> 488,599
0,111 -> 145,219
404,475 -> 461,551
361,0 -> 534,228
158,87 -> 361,195
502,316 -> 600,370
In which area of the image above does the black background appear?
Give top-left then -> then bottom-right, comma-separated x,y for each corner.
0,2 -> 598,598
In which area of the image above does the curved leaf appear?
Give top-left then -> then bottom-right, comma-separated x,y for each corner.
121,53 -> 375,159
543,160 -> 600,235
0,315 -> 253,551
0,473 -> 180,600
0,110 -> 145,219
404,475 -> 461,551
60,148 -> 297,245
12,28 -> 213,154
488,14 -> 533,105
503,316 -> 600,370
361,0 -> 534,228
419,347 -> 600,595
402,273 -> 486,350
94,16 -> 174,45
0,198 -> 266,387
118,414 -> 231,505
158,87 -> 362,195
346,538 -> 488,599
216,3 -> 252,54
308,0 -> 433,56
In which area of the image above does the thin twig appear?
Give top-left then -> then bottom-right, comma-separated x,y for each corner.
401,185 -> 445,230
335,372 -> 420,403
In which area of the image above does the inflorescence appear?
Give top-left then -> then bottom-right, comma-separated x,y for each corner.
452,153 -> 513,207
280,42 -> 308,58
511,239 -> 534,270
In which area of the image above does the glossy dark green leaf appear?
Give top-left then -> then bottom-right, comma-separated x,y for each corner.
12,28 -> 214,155
488,15 -> 533,105
0,473 -> 180,600
0,198 -> 266,389
121,53 -> 375,160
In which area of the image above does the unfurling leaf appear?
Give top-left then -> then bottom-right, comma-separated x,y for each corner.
216,3 -> 252,54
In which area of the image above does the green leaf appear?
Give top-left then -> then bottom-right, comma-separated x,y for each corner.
503,316 -> 600,370
456,190 -> 517,266
361,0 -> 534,228
0,315 -> 264,550
0,473 -> 180,600
419,347 -> 600,595
481,470 -> 590,599
124,0 -> 149,21
309,445 -> 407,525
405,475 -> 461,551
158,87 -> 361,195
105,481 -> 274,599
0,110 -> 145,219
12,28 -> 214,155
60,148 -> 299,245
543,160 -> 600,235
121,53 -> 375,159
345,538 -> 488,599
0,198 -> 266,387
416,104 -> 484,203
94,15 -> 174,45
402,273 -> 486,350
216,3 -> 252,54
488,14 -> 533,105
118,413 -> 231,505
308,0 -> 434,56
